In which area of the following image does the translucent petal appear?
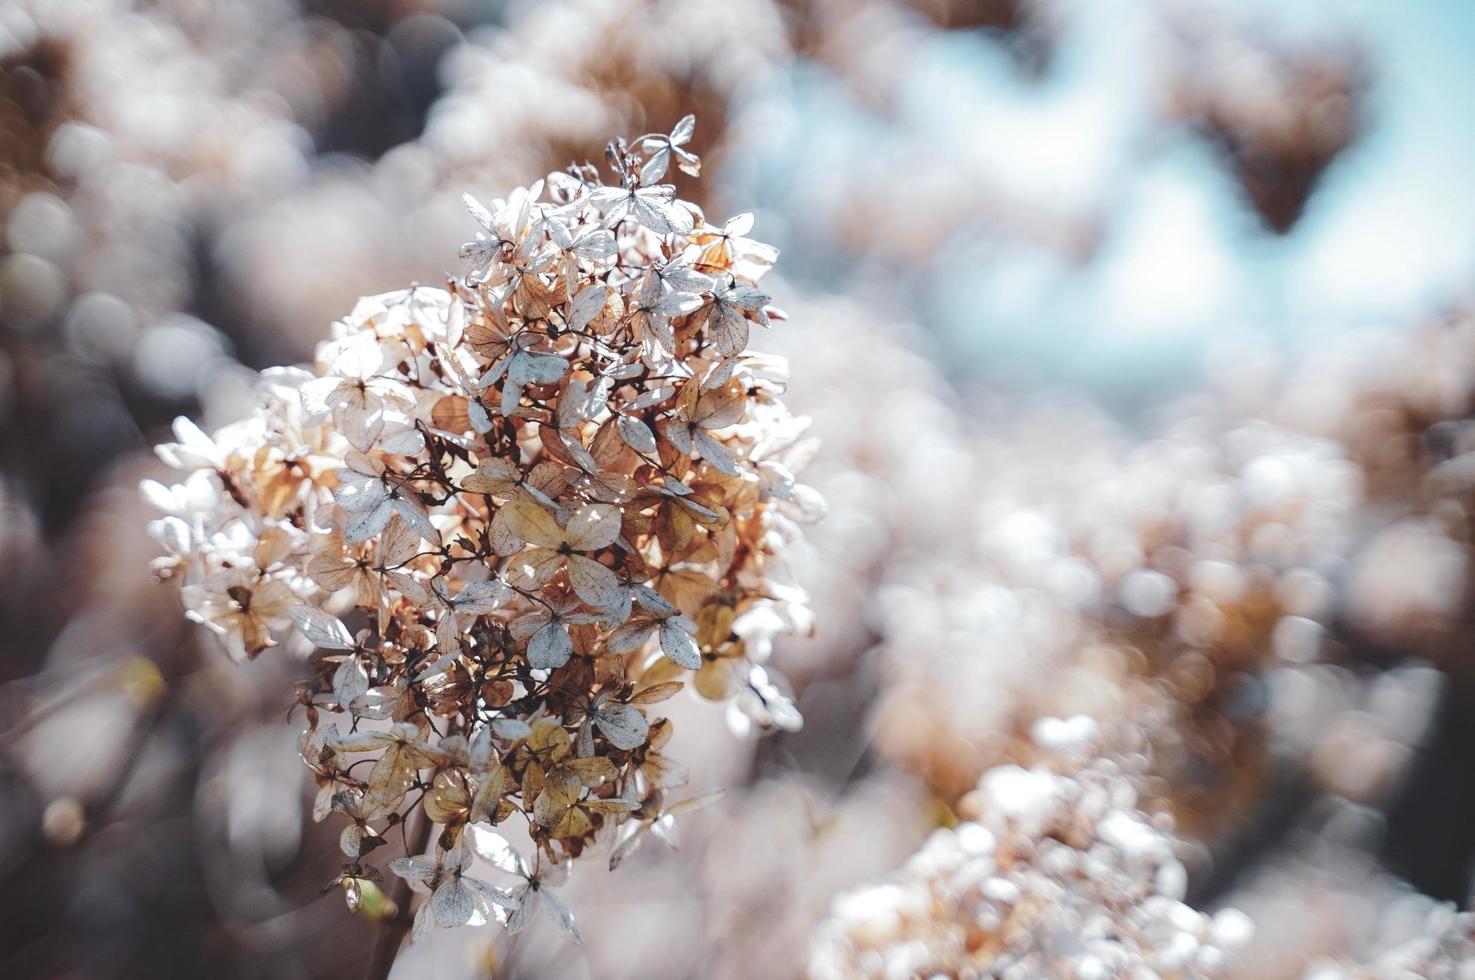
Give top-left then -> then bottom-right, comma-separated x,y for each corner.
527,620 -> 573,670
567,555 -> 624,611
594,704 -> 650,750
290,605 -> 356,650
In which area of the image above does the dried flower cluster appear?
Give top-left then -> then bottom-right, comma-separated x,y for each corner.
860,343 -> 1457,834
1163,14 -> 1367,233
428,0 -> 786,192
810,719 -> 1253,979
865,401 -> 1307,831
143,119 -> 818,943
0,0 -> 320,329
226,0 -> 792,346
1307,904 -> 1475,980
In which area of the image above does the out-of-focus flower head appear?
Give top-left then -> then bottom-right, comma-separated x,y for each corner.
427,0 -> 788,195
1306,904 -> 1475,980
1162,11 -> 1368,234
810,716 -> 1254,979
864,398 -> 1312,837
859,339 -> 1458,841
221,0 -> 793,351
144,118 -> 820,943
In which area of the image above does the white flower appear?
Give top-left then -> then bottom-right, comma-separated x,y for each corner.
300,332 -> 414,452
466,826 -> 582,942
390,839 -> 516,943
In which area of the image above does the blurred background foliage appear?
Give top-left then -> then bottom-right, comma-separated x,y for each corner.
3,0 -> 1475,977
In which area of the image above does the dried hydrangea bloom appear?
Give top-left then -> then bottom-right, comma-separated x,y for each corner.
219,0 -> 792,348
1,0 -> 325,328
864,402 -> 1298,830
1306,904 -> 1475,980
1211,312 -> 1475,669
758,302 -> 1287,840
859,348 -> 1457,837
770,301 -> 1453,865
1212,835 -> 1475,979
427,0 -> 787,194
1162,15 -> 1368,234
144,119 -> 819,944
809,719 -> 1254,980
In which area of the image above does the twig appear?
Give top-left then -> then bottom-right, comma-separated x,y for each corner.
365,809 -> 434,980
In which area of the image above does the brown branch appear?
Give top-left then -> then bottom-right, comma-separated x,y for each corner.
365,809 -> 434,980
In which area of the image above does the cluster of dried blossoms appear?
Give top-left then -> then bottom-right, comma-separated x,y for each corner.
809,719 -> 1253,979
1162,13 -> 1367,234
0,0 -> 324,334
861,336 -> 1462,837
228,0 -> 792,345
1307,904 -> 1475,980
864,401 -> 1294,832
144,119 -> 819,943
428,0 -> 786,192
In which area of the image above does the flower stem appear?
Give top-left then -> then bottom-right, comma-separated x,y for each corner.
365,809 -> 433,980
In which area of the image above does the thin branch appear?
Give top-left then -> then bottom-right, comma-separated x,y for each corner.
364,809 -> 434,980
